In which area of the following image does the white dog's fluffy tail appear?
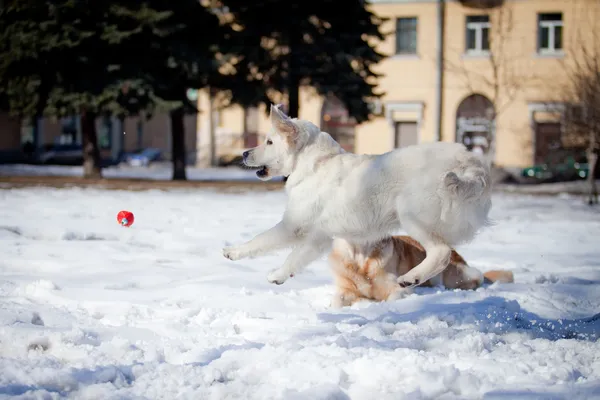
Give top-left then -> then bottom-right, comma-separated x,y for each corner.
440,160 -> 495,234
443,169 -> 488,202
443,147 -> 491,203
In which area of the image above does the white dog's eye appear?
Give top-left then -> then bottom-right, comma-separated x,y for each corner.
266,139 -> 273,145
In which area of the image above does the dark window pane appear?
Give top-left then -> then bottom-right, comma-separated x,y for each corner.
466,28 -> 476,50
396,17 -> 417,54
99,117 -> 112,149
540,13 -> 562,22
540,26 -> 549,49
467,15 -> 489,23
555,25 -> 563,49
481,27 -> 490,50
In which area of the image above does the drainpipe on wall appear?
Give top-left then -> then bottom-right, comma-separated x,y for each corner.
433,0 -> 445,142
207,86 -> 217,167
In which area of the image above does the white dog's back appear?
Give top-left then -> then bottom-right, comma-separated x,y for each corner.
301,141 -> 492,247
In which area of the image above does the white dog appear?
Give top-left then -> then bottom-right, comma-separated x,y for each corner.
223,104 -> 492,287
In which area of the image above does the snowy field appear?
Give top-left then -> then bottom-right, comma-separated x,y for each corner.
0,163 -> 274,182
1,187 -> 600,400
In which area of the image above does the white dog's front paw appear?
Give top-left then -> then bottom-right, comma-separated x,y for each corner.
267,268 -> 293,285
223,246 -> 244,261
397,270 -> 423,288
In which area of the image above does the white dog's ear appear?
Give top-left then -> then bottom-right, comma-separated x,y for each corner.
270,104 -> 298,138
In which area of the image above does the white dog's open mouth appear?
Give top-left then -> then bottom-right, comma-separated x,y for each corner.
256,166 -> 269,178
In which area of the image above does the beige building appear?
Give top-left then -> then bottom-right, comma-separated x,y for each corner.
1,0 -> 595,169
198,0 -> 597,169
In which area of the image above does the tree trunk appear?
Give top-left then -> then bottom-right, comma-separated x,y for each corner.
587,146 -> 598,205
282,82 -> 294,183
285,36 -> 300,186
281,30 -> 303,183
286,31 -> 301,119
34,77 -> 51,156
287,76 -> 300,119
118,114 -> 125,160
170,107 -> 187,181
81,109 -> 102,179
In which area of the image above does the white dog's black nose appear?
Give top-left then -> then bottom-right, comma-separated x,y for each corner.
243,151 -> 249,159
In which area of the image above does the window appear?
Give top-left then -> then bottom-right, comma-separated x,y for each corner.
466,15 -> 490,54
98,116 -> 112,149
394,121 -> 418,148
59,116 -> 78,145
538,13 -> 563,54
395,17 -> 417,55
20,117 -> 36,145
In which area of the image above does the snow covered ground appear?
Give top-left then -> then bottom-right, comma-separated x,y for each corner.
1,188 -> 600,400
0,163 -> 273,182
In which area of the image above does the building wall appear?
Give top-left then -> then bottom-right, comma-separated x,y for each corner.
355,1 -> 439,154
122,113 -> 197,162
360,0 -> 597,167
441,0 -> 583,167
40,117 -> 62,148
123,117 -> 141,150
0,112 -> 21,151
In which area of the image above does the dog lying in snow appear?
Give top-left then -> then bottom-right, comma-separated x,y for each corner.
329,235 -> 514,307
222,104 -> 492,288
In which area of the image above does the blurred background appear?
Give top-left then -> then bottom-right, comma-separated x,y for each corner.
2,3 -> 600,396
0,0 -> 598,195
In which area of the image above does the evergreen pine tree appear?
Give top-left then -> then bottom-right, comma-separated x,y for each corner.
130,0 -> 223,180
100,1 -> 231,180
0,1 -> 158,178
218,0 -> 387,121
1,1 -> 233,180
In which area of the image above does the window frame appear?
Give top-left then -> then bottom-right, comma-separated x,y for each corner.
465,15 -> 491,55
395,17 -> 418,55
98,116 -> 113,150
537,12 -> 563,55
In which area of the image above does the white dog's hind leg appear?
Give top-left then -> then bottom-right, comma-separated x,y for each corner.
267,235 -> 332,285
223,221 -> 299,261
397,242 -> 451,288
396,217 -> 452,288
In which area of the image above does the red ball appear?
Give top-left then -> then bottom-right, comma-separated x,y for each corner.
117,210 -> 135,227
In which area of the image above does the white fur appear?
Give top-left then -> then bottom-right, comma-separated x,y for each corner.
223,104 -> 492,287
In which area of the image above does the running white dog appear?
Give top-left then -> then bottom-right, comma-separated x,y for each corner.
223,104 -> 492,287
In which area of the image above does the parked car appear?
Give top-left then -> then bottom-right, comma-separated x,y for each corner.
38,143 -> 83,165
121,148 -> 162,167
520,154 -> 589,183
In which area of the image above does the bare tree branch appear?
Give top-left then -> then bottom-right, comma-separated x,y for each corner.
555,0 -> 600,204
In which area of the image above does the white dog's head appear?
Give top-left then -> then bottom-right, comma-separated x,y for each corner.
242,104 -> 319,180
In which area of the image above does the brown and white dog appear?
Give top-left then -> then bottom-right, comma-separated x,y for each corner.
329,235 -> 514,307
